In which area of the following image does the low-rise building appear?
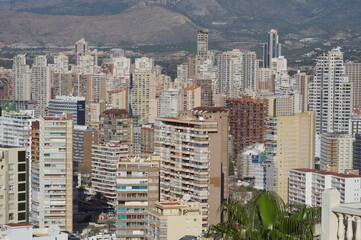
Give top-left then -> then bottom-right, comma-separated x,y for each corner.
144,201 -> 202,240
289,168 -> 361,207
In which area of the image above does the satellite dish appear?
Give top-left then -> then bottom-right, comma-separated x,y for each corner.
183,194 -> 191,202
47,225 -> 60,236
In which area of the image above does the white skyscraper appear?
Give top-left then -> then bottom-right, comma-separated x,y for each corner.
159,89 -> 179,117
31,55 -> 50,117
13,55 -> 31,101
309,47 -> 352,134
217,49 -> 243,98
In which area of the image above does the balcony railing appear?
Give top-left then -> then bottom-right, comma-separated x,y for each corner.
322,189 -> 361,240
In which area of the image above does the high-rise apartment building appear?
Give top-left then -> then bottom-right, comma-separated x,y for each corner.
31,115 -> 73,231
263,29 -> 281,68
0,147 -> 28,225
131,72 -> 157,124
53,54 -> 69,73
289,169 -> 361,207
345,62 -> 361,107
134,57 -> 154,73
179,86 -> 201,112
265,112 -> 315,202
155,107 -> 229,228
226,97 -> 268,159
48,96 -> 86,125
320,133 -> 354,173
141,126 -> 155,154
108,89 -> 129,110
177,63 -> 189,83
217,50 -> 243,97
116,155 -> 160,239
75,38 -> 88,65
73,125 -> 99,176
243,51 -> 258,90
294,72 -> 309,112
257,68 -> 275,93
309,47 -> 352,134
193,78 -> 213,107
159,89 -> 179,118
197,29 -> 209,60
0,113 -> 32,149
52,72 -> 106,103
31,55 -> 50,117
99,109 -> 134,153
13,55 -> 31,101
91,142 -> 128,205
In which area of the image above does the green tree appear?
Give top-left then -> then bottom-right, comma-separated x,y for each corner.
105,220 -> 116,232
89,226 -> 101,236
211,191 -> 321,240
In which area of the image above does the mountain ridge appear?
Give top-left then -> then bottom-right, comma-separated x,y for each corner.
0,0 -> 360,47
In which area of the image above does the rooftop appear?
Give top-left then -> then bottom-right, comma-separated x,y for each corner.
293,168 -> 361,178
5,223 -> 32,227
102,109 -> 129,116
183,86 -> 200,91
192,106 -> 228,112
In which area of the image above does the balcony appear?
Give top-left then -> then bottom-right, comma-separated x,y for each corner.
322,189 -> 361,240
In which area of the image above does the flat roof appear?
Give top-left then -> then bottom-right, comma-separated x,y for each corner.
292,168 -> 361,178
5,223 -> 32,227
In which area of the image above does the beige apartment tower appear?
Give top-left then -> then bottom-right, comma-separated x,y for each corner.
31,115 -> 73,231
179,86 -> 201,111
131,72 -> 157,124
155,107 -> 229,229
265,112 -> 315,202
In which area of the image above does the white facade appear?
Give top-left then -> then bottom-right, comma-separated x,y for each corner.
0,113 -> 32,148
31,55 -> 50,117
289,169 -> 361,207
134,57 -> 154,73
13,54 -> 31,101
159,89 -> 179,118
243,51 -> 258,90
111,56 -> 131,80
53,54 -> 69,73
48,95 -> 85,125
309,47 -> 352,134
217,49 -> 243,98
91,143 -> 128,204
31,116 -> 73,231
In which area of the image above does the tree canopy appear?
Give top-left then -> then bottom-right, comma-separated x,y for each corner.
211,191 -> 321,240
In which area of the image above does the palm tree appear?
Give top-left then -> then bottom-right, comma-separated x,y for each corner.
211,191 -> 321,240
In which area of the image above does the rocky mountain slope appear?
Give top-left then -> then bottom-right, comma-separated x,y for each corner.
0,0 -> 360,46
